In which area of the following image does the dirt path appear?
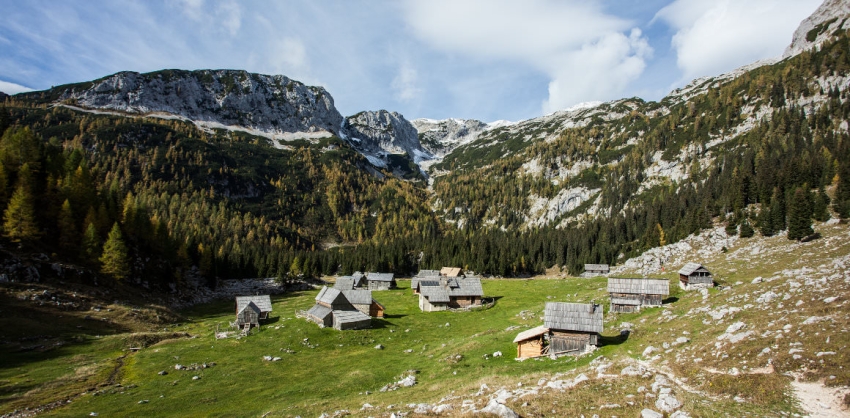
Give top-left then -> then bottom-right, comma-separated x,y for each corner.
792,380 -> 850,417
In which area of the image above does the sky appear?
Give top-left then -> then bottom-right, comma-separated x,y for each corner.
0,0 -> 823,123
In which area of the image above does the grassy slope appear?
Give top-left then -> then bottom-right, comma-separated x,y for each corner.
0,221 -> 848,417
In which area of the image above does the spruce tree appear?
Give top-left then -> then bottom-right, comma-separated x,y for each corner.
58,199 -> 77,256
739,220 -> 755,238
787,188 -> 814,241
812,186 -> 831,222
2,184 -> 39,242
100,223 -> 130,279
81,222 -> 101,263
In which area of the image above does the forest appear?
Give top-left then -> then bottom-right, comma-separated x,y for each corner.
1,31 -> 850,287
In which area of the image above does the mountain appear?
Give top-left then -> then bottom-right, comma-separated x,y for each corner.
784,0 -> 850,58
343,109 -> 432,175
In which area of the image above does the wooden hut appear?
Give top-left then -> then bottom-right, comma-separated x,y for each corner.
607,278 -> 669,313
235,295 -> 273,320
412,269 -> 441,294
235,301 -> 261,329
332,310 -> 372,330
305,287 -> 372,330
366,272 -> 396,290
341,289 -> 385,318
417,277 -> 484,312
582,264 -> 610,277
678,262 -> 713,290
514,325 -> 549,359
334,276 -> 356,290
543,302 -> 603,355
351,271 -> 368,288
440,267 -> 464,277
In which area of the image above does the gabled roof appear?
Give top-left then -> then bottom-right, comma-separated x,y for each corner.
367,272 -> 395,282
341,289 -> 373,305
543,302 -> 603,333
607,278 -> 669,295
238,301 -> 261,315
306,304 -> 332,320
584,264 -> 610,271
352,271 -> 366,280
446,277 -> 483,297
440,267 -> 463,277
513,325 -> 549,343
334,277 -> 355,290
678,262 -> 710,276
415,269 -> 441,278
236,295 -> 272,313
316,286 -> 346,305
332,309 -> 371,324
420,284 -> 450,303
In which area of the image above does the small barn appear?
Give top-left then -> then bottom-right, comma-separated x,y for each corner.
417,277 -> 484,312
334,276 -> 356,290
366,272 -> 397,290
235,301 -> 261,329
678,262 -> 714,290
440,267 -> 464,277
235,295 -> 273,320
582,264 -> 610,277
607,278 -> 669,313
305,287 -> 372,330
412,269 -> 441,294
332,310 -> 372,330
514,325 -> 549,359
342,289 -> 385,318
543,302 -> 603,355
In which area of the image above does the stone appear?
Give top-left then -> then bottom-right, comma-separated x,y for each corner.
656,393 -> 682,412
174,364 -> 184,370
432,404 -> 453,414
823,296 -> 838,303
138,400 -> 149,404
621,365 -> 644,376
478,399 -> 519,418
670,411 -> 692,418
493,351 -> 502,357
641,409 -> 664,418
375,344 -> 384,350
413,403 -> 431,414
675,337 -> 690,344
158,371 -> 168,375
399,375 -> 416,387
643,346 -> 656,357
271,357 -> 281,361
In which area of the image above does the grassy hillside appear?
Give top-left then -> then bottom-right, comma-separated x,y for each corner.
1,219 -> 848,417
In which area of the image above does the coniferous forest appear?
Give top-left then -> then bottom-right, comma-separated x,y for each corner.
2,32 -> 850,289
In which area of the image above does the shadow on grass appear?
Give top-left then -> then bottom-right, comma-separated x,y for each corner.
381,314 -> 407,319
262,316 -> 281,325
599,330 -> 630,347
662,296 -> 679,304
369,318 -> 395,329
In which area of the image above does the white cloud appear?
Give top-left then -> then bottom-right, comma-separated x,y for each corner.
391,61 -> 421,103
656,0 -> 822,82
402,0 -> 651,113
173,0 -> 242,37
0,80 -> 33,95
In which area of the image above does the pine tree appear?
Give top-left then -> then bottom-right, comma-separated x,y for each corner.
81,222 -> 101,263
787,188 -> 814,241
739,220 -> 755,238
2,184 -> 39,243
100,223 -> 131,279
812,186 -> 831,222
58,199 -> 77,256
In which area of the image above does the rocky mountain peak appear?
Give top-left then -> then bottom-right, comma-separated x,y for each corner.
784,0 -> 850,58
343,110 -> 432,166
411,118 -> 489,157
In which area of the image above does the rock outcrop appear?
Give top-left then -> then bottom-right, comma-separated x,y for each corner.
784,0 -> 850,59
343,110 -> 432,167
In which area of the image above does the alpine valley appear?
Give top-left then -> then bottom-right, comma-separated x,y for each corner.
1,0 -> 850,417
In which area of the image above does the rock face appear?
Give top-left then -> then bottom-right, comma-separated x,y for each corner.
784,0 -> 850,59
343,110 -> 433,166
411,118 -> 488,157
58,70 -> 344,140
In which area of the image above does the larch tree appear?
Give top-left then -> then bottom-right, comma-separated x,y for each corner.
100,222 -> 131,279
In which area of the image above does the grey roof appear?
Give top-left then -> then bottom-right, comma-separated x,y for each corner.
341,289 -> 374,305
610,297 -> 642,306
440,267 -> 463,277
678,262 -> 710,276
236,295 -> 272,313
352,271 -> 366,280
446,277 -> 483,297
332,309 -> 371,324
367,272 -> 395,282
306,304 -> 332,320
238,301 -> 261,315
543,302 -> 603,333
607,278 -> 669,295
334,277 -> 355,290
316,286 -> 345,305
416,269 -> 441,278
420,284 -> 450,303
584,264 -> 610,271
513,325 -> 549,343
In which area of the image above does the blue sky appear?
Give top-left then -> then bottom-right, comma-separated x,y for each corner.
0,0 -> 822,122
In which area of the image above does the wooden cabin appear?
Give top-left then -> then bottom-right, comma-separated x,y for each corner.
411,269 -> 441,294
334,276 -> 355,290
678,262 -> 714,290
305,287 -> 372,330
236,301 -> 261,328
341,289 -> 385,318
582,264 -> 610,277
543,302 -> 603,355
235,295 -> 273,320
514,325 -> 549,359
366,272 -> 396,290
440,267 -> 464,278
417,277 -> 484,312
607,278 -> 669,313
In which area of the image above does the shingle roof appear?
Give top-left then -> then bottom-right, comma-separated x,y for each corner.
607,278 -> 669,295
513,325 -> 549,343
416,270 -> 441,278
420,284 -> 450,303
678,262 -> 709,276
446,277 -> 483,297
306,304 -> 331,320
334,277 -> 355,290
236,295 -> 272,313
316,287 -> 344,305
341,289 -> 373,305
238,301 -> 261,315
332,309 -> 371,324
584,264 -> 610,271
367,272 -> 395,282
543,302 -> 603,333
